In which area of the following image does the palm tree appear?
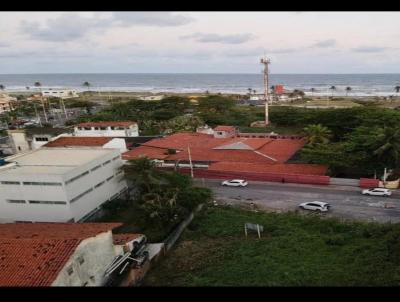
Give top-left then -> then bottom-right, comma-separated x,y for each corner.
34,81 -> 48,123
303,124 -> 332,146
395,86 -> 400,94
329,86 -> 336,97
252,89 -> 256,95
310,88 -> 315,96
373,127 -> 400,167
345,86 -> 352,97
0,84 -> 5,91
247,88 -> 252,98
83,81 -> 91,90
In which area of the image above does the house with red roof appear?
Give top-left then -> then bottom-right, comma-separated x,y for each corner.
122,126 -> 328,177
0,223 -> 148,287
44,136 -> 128,153
74,121 -> 139,137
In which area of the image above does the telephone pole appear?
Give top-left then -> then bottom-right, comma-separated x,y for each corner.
260,56 -> 271,126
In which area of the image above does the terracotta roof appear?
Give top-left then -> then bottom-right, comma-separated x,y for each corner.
214,126 -> 236,132
77,121 -> 137,127
113,234 -> 143,245
44,137 -> 113,148
0,223 -> 122,287
122,146 -> 170,160
208,162 -> 328,175
123,132 -> 305,164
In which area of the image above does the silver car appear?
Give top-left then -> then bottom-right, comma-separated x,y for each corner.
361,188 -> 392,197
299,201 -> 331,212
221,179 -> 248,187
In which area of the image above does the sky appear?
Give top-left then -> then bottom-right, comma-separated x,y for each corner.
0,11 -> 400,74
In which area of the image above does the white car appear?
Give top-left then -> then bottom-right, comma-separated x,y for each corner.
299,201 -> 331,212
221,179 -> 248,187
361,188 -> 392,197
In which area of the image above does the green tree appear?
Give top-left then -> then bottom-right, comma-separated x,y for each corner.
330,85 -> 336,97
303,124 -> 332,146
346,86 -> 352,96
372,126 -> 400,168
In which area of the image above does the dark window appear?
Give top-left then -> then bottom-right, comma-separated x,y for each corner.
67,267 -> 73,276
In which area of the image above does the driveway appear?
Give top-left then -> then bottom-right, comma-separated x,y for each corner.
195,179 -> 400,223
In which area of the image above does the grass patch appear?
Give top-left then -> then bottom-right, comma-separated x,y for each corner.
143,206 -> 400,286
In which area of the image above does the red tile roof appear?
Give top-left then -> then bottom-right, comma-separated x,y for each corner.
214,126 -> 236,132
113,234 -> 143,245
123,132 -> 306,164
209,162 -> 328,175
44,136 -> 113,148
77,121 -> 137,127
0,223 -> 122,287
123,146 -> 170,160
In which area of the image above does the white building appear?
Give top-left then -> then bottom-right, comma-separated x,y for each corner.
44,136 -> 128,153
0,148 -> 128,223
41,88 -> 79,99
7,128 -> 72,154
0,223 -> 148,287
75,121 -> 139,137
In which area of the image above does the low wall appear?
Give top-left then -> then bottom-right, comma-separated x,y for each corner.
172,168 -> 330,186
359,178 -> 380,188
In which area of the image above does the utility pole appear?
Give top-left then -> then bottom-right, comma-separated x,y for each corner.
187,145 -> 194,178
33,103 -> 42,127
260,56 -> 271,126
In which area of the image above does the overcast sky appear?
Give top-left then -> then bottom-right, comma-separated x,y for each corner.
0,11 -> 400,74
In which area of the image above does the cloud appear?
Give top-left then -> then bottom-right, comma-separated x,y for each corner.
20,14 -> 105,42
181,32 -> 256,44
311,39 -> 336,48
112,12 -> 194,27
352,46 -> 388,53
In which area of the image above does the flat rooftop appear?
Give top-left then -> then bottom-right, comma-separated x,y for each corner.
1,148 -> 116,176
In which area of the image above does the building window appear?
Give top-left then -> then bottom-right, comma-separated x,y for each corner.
23,181 -> 62,186
94,127 -> 100,130
67,266 -> 74,276
1,181 -> 21,185
218,132 -> 223,135
116,127 -> 125,130
77,256 -> 85,265
84,127 -> 91,130
102,160 -> 111,166
28,200 -> 67,205
7,199 -> 26,204
100,127 -> 107,130
65,171 -> 89,185
110,126 -> 115,130
70,188 -> 93,203
90,165 -> 101,172
94,181 -> 105,188
35,137 -> 49,142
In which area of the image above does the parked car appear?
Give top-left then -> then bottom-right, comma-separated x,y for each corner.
361,188 -> 392,197
299,201 -> 331,212
221,179 -> 248,187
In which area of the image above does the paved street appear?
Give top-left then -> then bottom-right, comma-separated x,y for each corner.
195,179 -> 400,223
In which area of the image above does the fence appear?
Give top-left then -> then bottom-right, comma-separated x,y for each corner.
359,178 -> 380,188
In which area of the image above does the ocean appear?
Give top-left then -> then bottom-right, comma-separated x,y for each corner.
0,73 -> 400,96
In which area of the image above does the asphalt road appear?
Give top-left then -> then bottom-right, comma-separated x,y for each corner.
195,179 -> 400,223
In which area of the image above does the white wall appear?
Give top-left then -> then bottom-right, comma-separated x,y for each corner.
103,138 -> 127,153
0,150 -> 128,223
52,231 -> 117,286
7,131 -> 30,154
74,125 -> 139,137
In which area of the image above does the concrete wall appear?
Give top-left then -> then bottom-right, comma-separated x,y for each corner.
0,150 -> 128,223
74,125 -> 139,137
52,231 -> 117,286
103,138 -> 127,153
7,130 -> 30,154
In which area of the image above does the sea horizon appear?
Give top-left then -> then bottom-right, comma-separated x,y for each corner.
1,73 -> 400,96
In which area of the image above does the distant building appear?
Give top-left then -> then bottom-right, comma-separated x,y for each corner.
0,223 -> 147,286
0,94 -> 16,114
7,127 -> 72,154
74,121 -> 139,137
138,95 -> 164,101
273,85 -> 285,94
41,89 -> 79,99
196,125 -> 215,135
213,125 -> 237,138
0,147 -> 128,223
44,136 -> 128,153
